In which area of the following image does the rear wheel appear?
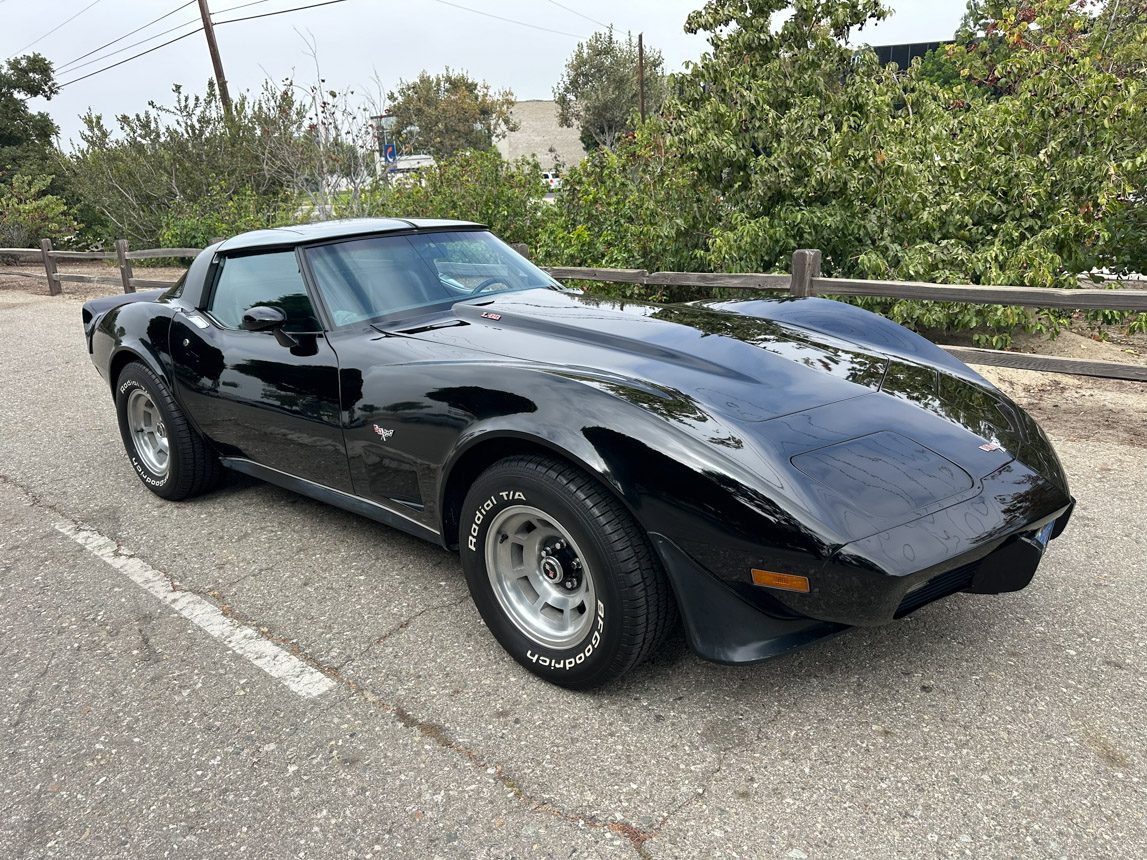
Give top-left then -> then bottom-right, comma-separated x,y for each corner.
460,455 -> 676,688
115,361 -> 222,500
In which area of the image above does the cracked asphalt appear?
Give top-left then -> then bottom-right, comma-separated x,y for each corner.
1,287 -> 1145,859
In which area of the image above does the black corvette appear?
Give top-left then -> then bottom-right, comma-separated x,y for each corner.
82,219 -> 1074,687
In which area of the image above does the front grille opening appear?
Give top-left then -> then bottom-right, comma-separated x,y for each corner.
895,561 -> 979,618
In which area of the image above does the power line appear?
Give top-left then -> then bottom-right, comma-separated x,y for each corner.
55,2 -> 196,72
56,17 -> 203,75
545,0 -> 609,30
53,0 -> 334,87
214,0 -> 354,26
53,0 -> 585,90
214,0 -> 280,15
15,0 -> 106,55
55,1 -> 272,74
58,28 -> 203,88
427,1 -> 584,38
213,0 -> 582,38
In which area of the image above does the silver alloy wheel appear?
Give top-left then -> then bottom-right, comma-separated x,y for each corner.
484,505 -> 596,649
126,388 -> 170,476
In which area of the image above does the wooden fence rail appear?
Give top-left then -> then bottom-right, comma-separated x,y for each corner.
2,242 -> 1144,380
545,249 -> 1147,382
0,239 -> 200,296
545,250 -> 1147,313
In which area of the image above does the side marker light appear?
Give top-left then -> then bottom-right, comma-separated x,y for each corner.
751,569 -> 810,593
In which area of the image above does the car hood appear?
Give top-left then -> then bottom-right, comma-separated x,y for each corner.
408,289 -> 888,421
398,290 -> 1049,532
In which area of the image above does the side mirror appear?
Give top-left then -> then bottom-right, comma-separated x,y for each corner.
242,305 -> 302,348
241,305 -> 287,331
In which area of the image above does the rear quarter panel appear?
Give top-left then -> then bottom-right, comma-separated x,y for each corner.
90,299 -> 178,392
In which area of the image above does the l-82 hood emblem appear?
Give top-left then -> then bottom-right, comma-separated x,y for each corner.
373,424 -> 394,441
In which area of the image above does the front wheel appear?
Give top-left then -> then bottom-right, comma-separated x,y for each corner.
459,455 -> 676,688
114,361 -> 222,500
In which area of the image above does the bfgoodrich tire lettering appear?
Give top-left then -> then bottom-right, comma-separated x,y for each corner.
115,361 -> 222,501
460,455 -> 676,688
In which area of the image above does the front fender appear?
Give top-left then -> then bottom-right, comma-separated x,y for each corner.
433,373 -> 847,662
435,367 -> 838,584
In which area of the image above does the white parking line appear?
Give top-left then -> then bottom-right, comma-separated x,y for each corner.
55,522 -> 336,699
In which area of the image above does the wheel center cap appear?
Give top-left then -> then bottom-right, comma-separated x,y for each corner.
540,556 -> 563,582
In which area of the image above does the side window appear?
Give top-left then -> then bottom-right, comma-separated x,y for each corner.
207,251 -> 319,331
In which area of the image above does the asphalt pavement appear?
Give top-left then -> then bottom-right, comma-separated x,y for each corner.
1,287 -> 1144,859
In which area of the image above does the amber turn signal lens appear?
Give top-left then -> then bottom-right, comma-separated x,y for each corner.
751,569 -> 810,593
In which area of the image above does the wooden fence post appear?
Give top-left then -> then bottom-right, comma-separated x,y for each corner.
511,242 -> 530,260
790,249 -> 822,297
115,239 -> 135,293
40,239 -> 60,296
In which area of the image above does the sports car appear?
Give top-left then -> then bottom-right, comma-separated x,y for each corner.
81,219 -> 1074,688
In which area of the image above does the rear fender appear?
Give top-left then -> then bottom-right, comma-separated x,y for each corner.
93,300 -> 176,393
83,288 -> 167,342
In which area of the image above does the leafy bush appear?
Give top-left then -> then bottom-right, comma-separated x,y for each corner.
0,174 -> 78,248
540,0 -> 1146,344
533,122 -> 719,300
373,148 -> 549,246
156,184 -> 294,250
67,81 -> 314,247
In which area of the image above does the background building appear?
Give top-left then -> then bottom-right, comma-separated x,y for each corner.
495,100 -> 586,168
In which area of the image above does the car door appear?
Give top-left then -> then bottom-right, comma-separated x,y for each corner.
170,249 -> 353,492
300,229 -> 550,523
302,234 -> 455,510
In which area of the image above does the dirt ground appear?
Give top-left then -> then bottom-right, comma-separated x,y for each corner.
4,260 -> 1146,448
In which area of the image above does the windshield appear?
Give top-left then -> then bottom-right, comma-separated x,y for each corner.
304,230 -> 562,327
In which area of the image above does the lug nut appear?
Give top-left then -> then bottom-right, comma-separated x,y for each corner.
563,579 -> 576,589
571,559 -> 581,570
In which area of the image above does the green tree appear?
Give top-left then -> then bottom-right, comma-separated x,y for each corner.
0,53 -> 59,184
665,0 -> 1146,343
67,81 -> 313,246
386,69 -> 517,159
674,0 -> 893,272
891,0 -> 1146,293
0,174 -> 77,248
536,121 -> 717,279
375,149 -> 548,246
554,28 -> 667,151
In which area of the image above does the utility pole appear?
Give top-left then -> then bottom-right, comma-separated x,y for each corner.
637,32 -> 646,124
197,0 -> 232,114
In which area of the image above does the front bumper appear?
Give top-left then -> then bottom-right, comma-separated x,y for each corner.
650,533 -> 848,665
650,490 -> 1074,665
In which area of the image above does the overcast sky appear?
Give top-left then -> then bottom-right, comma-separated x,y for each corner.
2,0 -> 966,149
